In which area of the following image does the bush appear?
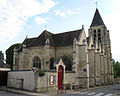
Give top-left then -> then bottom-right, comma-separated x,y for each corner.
39,71 -> 45,77
113,59 -> 120,78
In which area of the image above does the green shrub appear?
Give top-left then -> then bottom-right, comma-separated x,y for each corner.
39,71 -> 45,77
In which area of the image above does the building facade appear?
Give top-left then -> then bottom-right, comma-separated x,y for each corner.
7,8 -> 114,92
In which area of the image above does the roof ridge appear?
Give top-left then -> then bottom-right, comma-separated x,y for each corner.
54,29 -> 82,35
43,30 -> 53,35
27,37 -> 37,39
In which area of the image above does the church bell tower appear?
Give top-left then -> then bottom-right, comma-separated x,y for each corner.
88,8 -> 111,53
88,8 -> 114,85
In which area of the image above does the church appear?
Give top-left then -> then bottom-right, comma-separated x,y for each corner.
7,8 -> 114,92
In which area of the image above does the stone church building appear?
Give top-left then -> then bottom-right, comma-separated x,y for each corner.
7,8 -> 114,92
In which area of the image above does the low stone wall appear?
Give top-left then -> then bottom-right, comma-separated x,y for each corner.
7,70 -> 35,91
37,71 -> 76,92
114,77 -> 120,84
64,71 -> 76,84
37,71 -> 57,92
7,70 -> 76,92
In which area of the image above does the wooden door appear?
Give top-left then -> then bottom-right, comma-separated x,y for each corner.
58,66 -> 63,90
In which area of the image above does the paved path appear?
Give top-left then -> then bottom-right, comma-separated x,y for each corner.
1,84 -> 120,96
0,90 -> 28,96
55,84 -> 120,96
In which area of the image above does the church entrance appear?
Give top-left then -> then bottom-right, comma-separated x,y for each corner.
58,65 -> 64,90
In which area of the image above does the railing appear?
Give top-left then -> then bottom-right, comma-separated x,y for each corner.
73,84 -> 84,91
57,84 -> 84,94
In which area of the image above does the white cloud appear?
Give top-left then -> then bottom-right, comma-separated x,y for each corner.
104,0 -> 120,61
55,10 -> 60,15
60,12 -> 67,18
35,16 -> 47,24
55,8 -> 81,18
67,10 -> 75,15
0,0 -> 56,51
55,10 -> 67,18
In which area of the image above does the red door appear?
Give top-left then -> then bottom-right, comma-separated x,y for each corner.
58,66 -> 63,90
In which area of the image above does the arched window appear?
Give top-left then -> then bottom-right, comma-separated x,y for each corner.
98,29 -> 101,43
32,56 -> 41,69
50,57 -> 55,69
94,30 -> 96,37
93,30 -> 96,44
62,56 -> 73,71
98,29 -> 100,32
98,29 -> 101,36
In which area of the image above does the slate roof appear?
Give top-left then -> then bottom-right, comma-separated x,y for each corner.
28,30 -> 55,47
22,29 -> 82,48
90,8 -> 105,27
24,37 -> 36,47
16,37 -> 36,51
53,29 -> 81,47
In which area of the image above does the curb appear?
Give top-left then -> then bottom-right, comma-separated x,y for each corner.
80,84 -> 115,92
0,84 -> 117,96
112,90 -> 120,96
0,87 -> 46,96
0,89 -> 36,96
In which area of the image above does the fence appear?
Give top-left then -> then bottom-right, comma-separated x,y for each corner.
57,84 -> 84,94
114,78 -> 120,84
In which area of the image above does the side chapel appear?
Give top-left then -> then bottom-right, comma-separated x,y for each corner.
7,8 -> 114,92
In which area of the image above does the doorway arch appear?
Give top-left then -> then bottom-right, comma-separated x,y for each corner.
58,65 -> 64,90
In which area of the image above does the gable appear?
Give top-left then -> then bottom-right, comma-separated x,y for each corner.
28,30 -> 54,47
87,36 -> 93,49
78,28 -> 87,45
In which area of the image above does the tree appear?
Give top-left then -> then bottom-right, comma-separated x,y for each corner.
113,59 -> 120,77
6,43 -> 21,70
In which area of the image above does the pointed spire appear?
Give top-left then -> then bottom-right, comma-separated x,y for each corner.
90,8 -> 105,27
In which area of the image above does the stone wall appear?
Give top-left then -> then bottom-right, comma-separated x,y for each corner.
14,46 -> 56,70
14,45 -> 74,71
114,78 -> 120,84
94,51 -> 101,86
7,71 -> 35,91
104,55 -> 108,84
37,71 -> 57,92
36,71 -> 76,92
64,72 -> 76,84
76,45 -> 89,88
100,53 -> 105,85
88,49 -> 95,87
56,46 -> 73,58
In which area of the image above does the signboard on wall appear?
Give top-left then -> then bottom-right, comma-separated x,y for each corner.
50,75 -> 56,85
83,68 -> 87,75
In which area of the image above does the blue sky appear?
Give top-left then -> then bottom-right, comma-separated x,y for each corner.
0,0 -> 120,61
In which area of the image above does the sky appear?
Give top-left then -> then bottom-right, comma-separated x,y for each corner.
0,0 -> 120,61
